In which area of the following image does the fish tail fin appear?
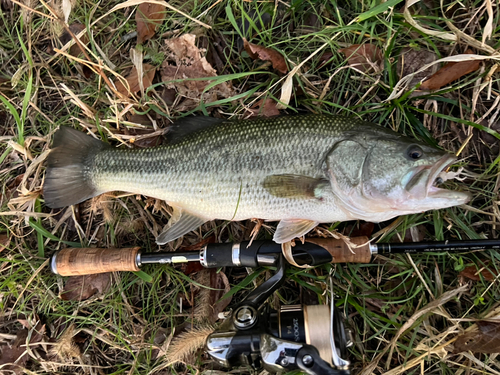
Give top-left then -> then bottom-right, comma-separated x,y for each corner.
44,127 -> 110,208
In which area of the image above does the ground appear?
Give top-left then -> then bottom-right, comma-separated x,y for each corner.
1,1 -> 500,374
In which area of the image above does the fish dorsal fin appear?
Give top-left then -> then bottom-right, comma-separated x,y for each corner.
168,116 -> 226,143
156,209 -> 207,245
273,219 -> 318,243
263,174 -> 329,199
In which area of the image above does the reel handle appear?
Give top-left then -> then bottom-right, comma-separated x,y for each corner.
51,247 -> 140,276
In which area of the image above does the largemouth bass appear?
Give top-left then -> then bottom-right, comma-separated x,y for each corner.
44,115 -> 470,244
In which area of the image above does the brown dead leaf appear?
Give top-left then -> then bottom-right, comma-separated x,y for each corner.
454,321 -> 500,353
243,38 -> 287,74
459,265 -> 496,281
420,51 -> 481,90
0,233 -> 10,252
57,24 -> 92,78
397,48 -> 438,87
58,23 -> 88,57
161,34 -> 234,112
136,3 -> 166,44
247,98 -> 280,118
116,63 -> 156,97
343,221 -> 375,238
0,322 -> 45,375
339,44 -> 383,74
60,273 -> 112,301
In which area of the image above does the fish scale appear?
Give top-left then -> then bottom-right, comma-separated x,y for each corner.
92,116 -> 351,221
43,114 -> 470,244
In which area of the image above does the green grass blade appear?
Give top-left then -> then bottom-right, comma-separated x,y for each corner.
28,220 -> 82,248
356,0 -> 405,22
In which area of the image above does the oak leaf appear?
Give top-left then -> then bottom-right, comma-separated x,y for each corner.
60,273 -> 112,301
243,38 -> 287,74
161,34 -> 234,112
339,44 -> 383,74
420,51 -> 480,90
0,322 -> 45,374
247,98 -> 280,117
116,63 -> 156,97
454,321 -> 500,353
459,265 -> 496,281
136,3 -> 166,43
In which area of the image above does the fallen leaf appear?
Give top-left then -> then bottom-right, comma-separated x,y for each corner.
339,44 -> 383,74
247,98 -> 280,117
116,63 -> 156,97
60,273 -> 112,301
125,125 -> 165,148
136,2 -> 166,44
59,23 -> 88,58
161,34 -> 234,112
318,51 -> 334,68
161,87 -> 176,105
0,322 -> 45,375
343,221 -> 374,238
243,38 -> 287,74
396,47 -> 438,87
194,269 -> 232,323
459,265 -> 496,281
420,50 -> 481,90
454,321 -> 500,353
181,235 -> 216,251
0,233 -> 9,252
57,23 -> 92,78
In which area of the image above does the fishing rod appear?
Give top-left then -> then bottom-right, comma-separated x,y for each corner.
50,237 -> 500,276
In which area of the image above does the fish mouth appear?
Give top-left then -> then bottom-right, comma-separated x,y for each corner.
404,154 -> 470,203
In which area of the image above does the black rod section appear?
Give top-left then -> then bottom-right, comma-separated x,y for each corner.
139,252 -> 200,265
375,239 -> 500,254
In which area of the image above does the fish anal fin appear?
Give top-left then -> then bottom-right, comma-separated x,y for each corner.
273,219 -> 318,243
156,210 -> 207,245
263,174 -> 329,199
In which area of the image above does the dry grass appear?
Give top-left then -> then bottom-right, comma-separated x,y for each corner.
1,0 -> 500,374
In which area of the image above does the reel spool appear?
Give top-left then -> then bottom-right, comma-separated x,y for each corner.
268,304 -> 350,368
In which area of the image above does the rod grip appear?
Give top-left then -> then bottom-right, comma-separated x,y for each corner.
305,236 -> 372,263
51,247 -> 141,276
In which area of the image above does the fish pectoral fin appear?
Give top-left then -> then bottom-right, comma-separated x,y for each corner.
263,174 -> 329,199
156,211 -> 207,245
273,219 -> 318,243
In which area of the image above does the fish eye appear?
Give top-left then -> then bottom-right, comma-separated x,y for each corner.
405,145 -> 423,161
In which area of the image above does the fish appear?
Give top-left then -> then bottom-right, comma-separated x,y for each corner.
43,114 -> 470,244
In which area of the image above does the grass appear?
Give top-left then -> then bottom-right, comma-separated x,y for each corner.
1,0 -> 500,374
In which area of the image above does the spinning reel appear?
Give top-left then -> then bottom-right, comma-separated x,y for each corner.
51,236 -> 500,373
205,255 -> 351,375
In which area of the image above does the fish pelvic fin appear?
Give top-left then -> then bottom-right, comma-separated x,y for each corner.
273,219 -> 318,243
156,210 -> 207,245
44,127 -> 110,208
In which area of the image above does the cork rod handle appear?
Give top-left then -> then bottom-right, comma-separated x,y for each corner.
51,247 -> 141,276
305,236 -> 372,263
